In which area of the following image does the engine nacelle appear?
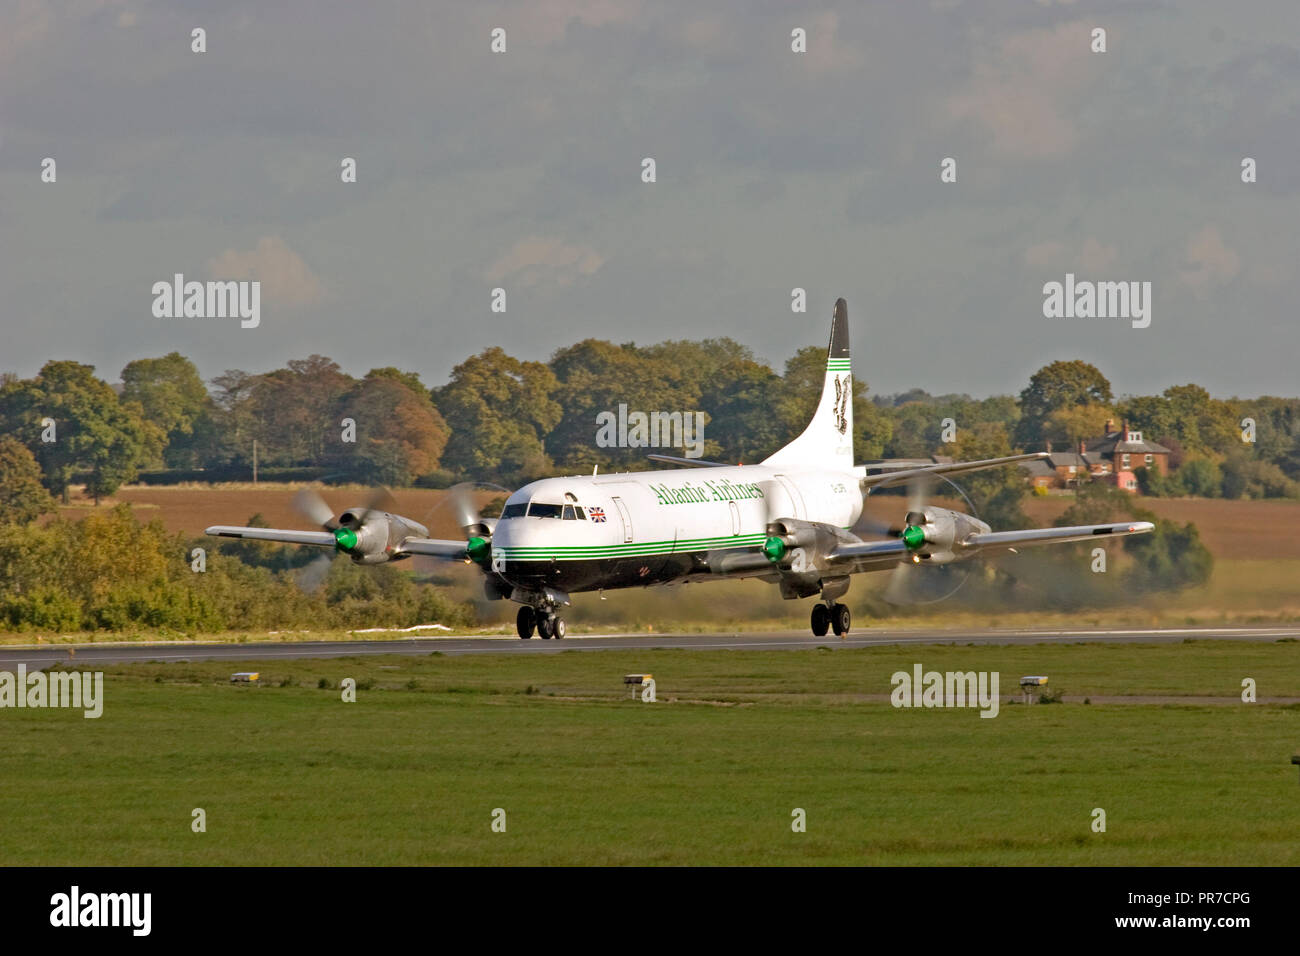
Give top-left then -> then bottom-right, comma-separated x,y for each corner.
762,518 -> 846,569
901,507 -> 990,562
334,510 -> 432,563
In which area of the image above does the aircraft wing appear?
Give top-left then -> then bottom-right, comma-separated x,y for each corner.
963,521 -> 1155,552
398,538 -> 473,559
206,526 -> 337,547
207,526 -> 474,561
827,539 -> 909,563
825,520 -> 1153,569
860,452 -> 1049,490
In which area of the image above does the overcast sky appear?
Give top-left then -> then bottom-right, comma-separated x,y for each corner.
3,0 -> 1297,400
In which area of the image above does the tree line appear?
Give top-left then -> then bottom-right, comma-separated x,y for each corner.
0,343 -> 1249,633
2,344 -> 1298,516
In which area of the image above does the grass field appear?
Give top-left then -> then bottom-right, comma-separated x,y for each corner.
3,640 -> 1299,865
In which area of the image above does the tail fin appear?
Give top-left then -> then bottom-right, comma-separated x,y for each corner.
762,297 -> 854,471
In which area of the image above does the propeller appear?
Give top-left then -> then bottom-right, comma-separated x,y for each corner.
851,503 -> 902,540
347,485 -> 397,527
448,482 -> 497,538
293,487 -> 338,530
293,551 -> 335,593
419,481 -> 512,567
879,473 -> 978,607
287,485 -> 394,591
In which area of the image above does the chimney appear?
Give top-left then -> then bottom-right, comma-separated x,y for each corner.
1104,418 -> 1114,435
1122,419 -> 1130,441
1046,439 -> 1053,454
1079,440 -> 1086,455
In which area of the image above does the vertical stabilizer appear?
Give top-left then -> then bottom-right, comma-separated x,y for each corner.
762,298 -> 854,471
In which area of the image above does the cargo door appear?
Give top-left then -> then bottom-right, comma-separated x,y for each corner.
774,474 -> 806,519
610,496 -> 633,543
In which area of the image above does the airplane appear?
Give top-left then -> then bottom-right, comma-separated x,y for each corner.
206,298 -> 1153,640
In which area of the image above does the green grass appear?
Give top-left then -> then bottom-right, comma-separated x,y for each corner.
3,641 -> 1299,865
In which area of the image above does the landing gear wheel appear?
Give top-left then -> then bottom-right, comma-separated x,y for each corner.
537,615 -> 555,639
810,603 -> 830,637
830,603 -> 851,637
516,606 -> 536,639
553,618 -> 566,639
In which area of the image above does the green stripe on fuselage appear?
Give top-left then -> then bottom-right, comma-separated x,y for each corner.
500,532 -> 767,561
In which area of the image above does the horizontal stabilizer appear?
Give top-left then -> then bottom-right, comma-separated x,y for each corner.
860,452 -> 1049,490
647,454 -> 728,468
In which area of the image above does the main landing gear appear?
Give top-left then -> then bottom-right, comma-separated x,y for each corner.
810,602 -> 851,638
516,605 -> 566,640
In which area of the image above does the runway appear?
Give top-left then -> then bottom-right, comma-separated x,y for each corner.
2,624 -> 1299,670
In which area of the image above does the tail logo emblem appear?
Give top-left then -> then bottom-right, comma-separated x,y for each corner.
833,375 -> 849,435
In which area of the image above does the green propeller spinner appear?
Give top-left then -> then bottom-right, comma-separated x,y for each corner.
466,536 -> 490,564
901,525 -> 926,550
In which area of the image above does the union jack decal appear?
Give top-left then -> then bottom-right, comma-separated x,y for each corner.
588,506 -> 607,522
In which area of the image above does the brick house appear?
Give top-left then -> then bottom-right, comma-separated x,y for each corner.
1083,420 -> 1170,492
1024,420 -> 1171,494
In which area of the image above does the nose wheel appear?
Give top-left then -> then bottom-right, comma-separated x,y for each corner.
811,603 -> 850,638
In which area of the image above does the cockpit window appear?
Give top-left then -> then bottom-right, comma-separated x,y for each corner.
501,502 -> 527,519
573,506 -> 585,520
528,502 -> 563,519
562,504 -> 577,520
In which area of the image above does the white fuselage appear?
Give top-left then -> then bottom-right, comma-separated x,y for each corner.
489,464 -> 862,595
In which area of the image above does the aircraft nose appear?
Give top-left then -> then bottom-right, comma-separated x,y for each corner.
491,520 -> 515,548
